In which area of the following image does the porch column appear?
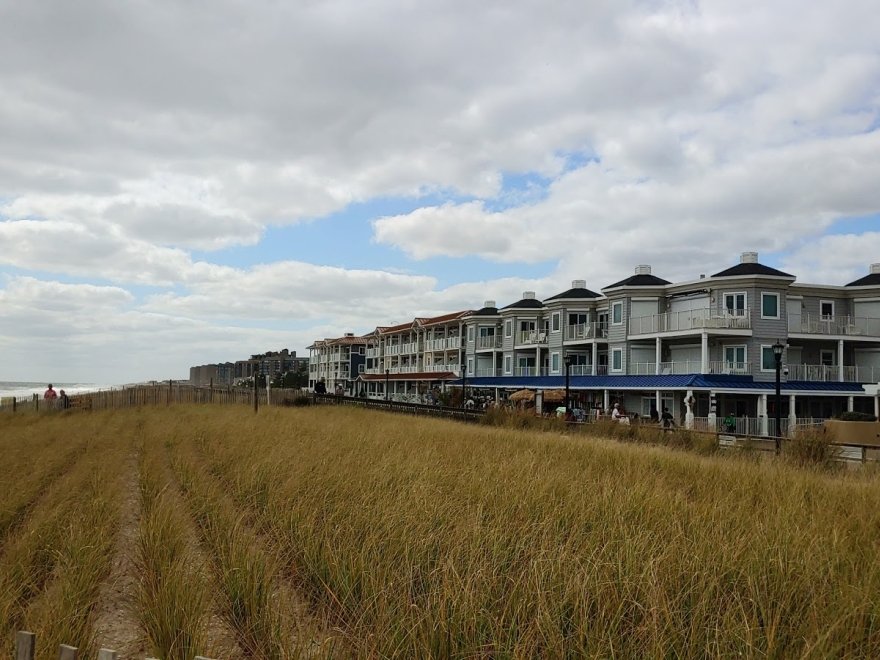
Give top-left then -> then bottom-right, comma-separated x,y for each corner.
701,332 -> 709,374
838,339 -> 845,382
759,394 -> 769,436
592,343 -> 598,375
603,389 -> 609,411
655,337 -> 661,375
788,394 -> 797,438
847,395 -> 854,412
655,390 -> 662,417
707,391 -> 717,430
875,395 -> 879,419
684,390 -> 695,429
536,347 -> 541,375
495,387 -> 500,403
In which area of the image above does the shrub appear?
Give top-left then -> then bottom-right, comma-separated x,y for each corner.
836,411 -> 877,422
283,395 -> 312,407
785,427 -> 841,468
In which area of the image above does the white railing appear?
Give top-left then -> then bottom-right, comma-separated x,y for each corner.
569,364 -> 592,376
514,366 -> 549,376
366,348 -> 380,358
788,313 -> 880,337
425,363 -> 460,373
446,336 -> 462,349
564,322 -> 608,341
475,368 -> 502,377
785,364 -> 880,382
399,342 -> 418,354
629,308 -> 750,335
517,331 -> 548,345
477,336 -> 502,349
385,345 -> 400,355
706,360 -> 752,375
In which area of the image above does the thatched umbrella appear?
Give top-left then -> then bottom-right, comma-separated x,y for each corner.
508,389 -> 535,402
541,389 -> 567,403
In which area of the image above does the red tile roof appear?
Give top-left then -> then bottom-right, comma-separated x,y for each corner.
416,310 -> 472,327
358,371 -> 458,381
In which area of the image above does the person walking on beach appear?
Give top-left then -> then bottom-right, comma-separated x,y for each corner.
661,407 -> 675,432
43,384 -> 58,406
58,389 -> 70,410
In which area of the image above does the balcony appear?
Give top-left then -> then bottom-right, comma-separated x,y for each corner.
786,364 -> 879,382
366,347 -> 380,358
476,335 -> 502,349
788,314 -> 880,337
564,322 -> 608,341
400,342 -> 419,354
629,361 -> 752,375
425,363 -> 461,374
516,331 -> 548,346
629,309 -> 750,336
475,368 -> 502,377
385,345 -> 400,356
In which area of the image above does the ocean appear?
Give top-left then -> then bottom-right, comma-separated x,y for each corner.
0,381 -> 114,400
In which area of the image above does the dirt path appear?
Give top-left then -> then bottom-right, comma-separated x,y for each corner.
89,446 -> 145,659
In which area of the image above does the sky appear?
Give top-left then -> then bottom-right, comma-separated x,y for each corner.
1,0 -> 879,384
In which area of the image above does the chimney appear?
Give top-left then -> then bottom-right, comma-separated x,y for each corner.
572,279 -> 586,288
635,265 -> 652,275
699,274 -> 706,279
522,291 -> 536,299
344,332 -> 354,337
741,251 -> 759,264
871,263 -> 880,274
483,300 -> 496,308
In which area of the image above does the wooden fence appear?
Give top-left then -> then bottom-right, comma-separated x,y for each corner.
312,393 -> 486,422
14,630 -> 214,660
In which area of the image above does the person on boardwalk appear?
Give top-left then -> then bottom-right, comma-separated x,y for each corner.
661,407 -> 675,431
59,389 -> 70,410
43,384 -> 58,406
314,379 -> 327,395
611,402 -> 623,422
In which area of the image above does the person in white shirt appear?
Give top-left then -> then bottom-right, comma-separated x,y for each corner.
611,402 -> 622,421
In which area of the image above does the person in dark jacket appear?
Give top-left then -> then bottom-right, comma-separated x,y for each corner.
314,379 -> 327,394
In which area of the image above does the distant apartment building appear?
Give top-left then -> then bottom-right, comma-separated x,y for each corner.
309,253 -> 880,431
190,350 -> 303,386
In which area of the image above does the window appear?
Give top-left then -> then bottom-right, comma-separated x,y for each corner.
504,320 -> 513,338
612,301 -> 623,325
467,326 -> 474,342
611,348 -> 623,372
761,293 -> 779,319
504,356 -> 512,374
358,364 -> 365,373
548,313 -> 558,332
820,300 -> 835,319
724,292 -> 747,316
724,345 -> 747,370
467,358 -> 474,375
551,352 -> 560,372
358,346 -> 365,355
760,345 -> 778,371
820,349 -> 835,367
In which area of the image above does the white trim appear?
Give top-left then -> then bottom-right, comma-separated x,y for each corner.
819,299 -> 835,319
611,348 -> 623,372
760,292 -> 780,319
504,355 -> 512,374
723,291 -> 747,313
551,312 -> 561,332
630,296 -> 660,302
723,343 -> 747,364
504,320 -> 513,338
611,301 -> 624,325
551,351 -> 560,373
467,326 -> 475,342
467,357 -> 474,375
759,344 -> 778,372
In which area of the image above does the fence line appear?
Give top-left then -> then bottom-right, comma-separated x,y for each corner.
14,630 -> 216,660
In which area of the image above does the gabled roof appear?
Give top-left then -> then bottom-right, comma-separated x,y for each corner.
416,310 -> 472,327
545,286 -> 602,301
845,273 -> 880,287
501,297 -> 544,310
711,262 -> 795,279
378,321 -> 416,335
602,273 -> 671,289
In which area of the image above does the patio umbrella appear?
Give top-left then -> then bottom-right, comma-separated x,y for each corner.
541,389 -> 566,403
508,389 -> 535,402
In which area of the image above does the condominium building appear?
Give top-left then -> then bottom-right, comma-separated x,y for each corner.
308,333 -> 368,394
309,253 -> 880,430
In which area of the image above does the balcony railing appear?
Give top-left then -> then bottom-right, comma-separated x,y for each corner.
788,314 -> 880,337
425,363 -> 461,373
513,366 -> 550,377
385,345 -> 400,355
629,308 -> 750,335
786,364 -> 880,382
564,322 -> 608,341
366,348 -> 380,358
628,361 -> 752,375
516,331 -> 548,346
475,368 -> 502,377
476,336 -> 502,349
569,364 -> 592,375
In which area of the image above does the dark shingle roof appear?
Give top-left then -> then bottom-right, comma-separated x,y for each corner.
470,305 -> 499,316
501,297 -> 544,310
602,273 -> 671,289
545,287 -> 602,301
846,273 -> 880,287
711,263 -> 794,278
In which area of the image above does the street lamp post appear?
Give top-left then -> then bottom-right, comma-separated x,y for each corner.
460,350 -> 467,409
564,354 -> 573,415
773,340 -> 786,454
385,369 -> 390,401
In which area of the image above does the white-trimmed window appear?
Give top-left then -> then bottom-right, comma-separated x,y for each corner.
611,348 -> 623,372
611,301 -> 623,325
724,292 -> 747,316
504,320 -> 513,338
820,349 -> 835,366
551,312 -> 561,332
504,356 -> 512,374
820,300 -> 835,319
358,364 -> 365,373
761,293 -> 780,319
467,358 -> 474,375
551,352 -> 560,373
760,345 -> 778,372
358,346 -> 365,355
724,345 -> 747,370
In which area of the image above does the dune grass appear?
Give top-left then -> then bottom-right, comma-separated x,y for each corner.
2,405 -> 880,657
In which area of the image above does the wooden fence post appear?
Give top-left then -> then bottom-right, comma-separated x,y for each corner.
58,644 -> 78,659
253,375 -> 259,414
97,650 -> 118,660
12,397 -> 16,413
16,631 -> 35,660
167,379 -> 172,406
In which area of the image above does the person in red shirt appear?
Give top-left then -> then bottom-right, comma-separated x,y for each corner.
44,384 -> 58,403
